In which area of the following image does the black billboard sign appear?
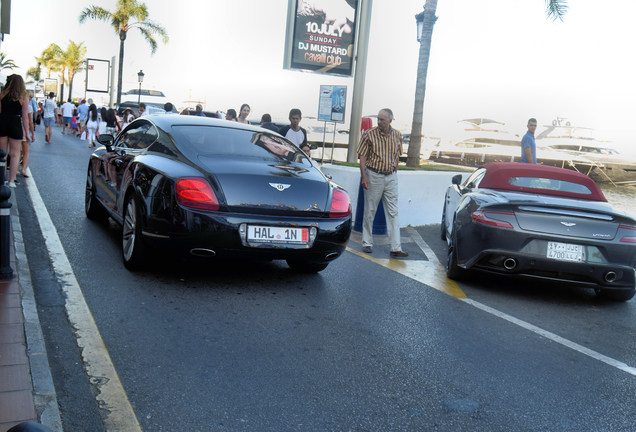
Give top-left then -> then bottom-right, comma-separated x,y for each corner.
285,0 -> 358,77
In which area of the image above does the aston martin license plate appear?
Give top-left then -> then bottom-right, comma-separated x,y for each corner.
247,226 -> 309,245
546,241 -> 584,262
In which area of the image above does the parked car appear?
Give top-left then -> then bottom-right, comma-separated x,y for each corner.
441,162 -> 636,301
180,108 -> 222,118
116,101 -> 165,117
85,115 -> 352,272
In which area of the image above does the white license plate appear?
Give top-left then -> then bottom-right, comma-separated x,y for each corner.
546,241 -> 585,262
247,225 -> 308,244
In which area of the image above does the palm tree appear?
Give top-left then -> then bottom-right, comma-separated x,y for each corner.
36,44 -> 63,79
406,0 -> 568,167
60,41 -> 87,101
0,53 -> 18,73
26,64 -> 42,83
79,0 -> 168,104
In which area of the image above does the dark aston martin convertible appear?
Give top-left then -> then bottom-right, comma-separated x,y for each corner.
85,115 -> 352,272
441,162 -> 636,301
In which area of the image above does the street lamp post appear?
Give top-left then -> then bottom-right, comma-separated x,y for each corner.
406,1 -> 438,167
137,70 -> 145,105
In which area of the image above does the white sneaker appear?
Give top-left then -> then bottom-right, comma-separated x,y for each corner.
7,182 -> 16,188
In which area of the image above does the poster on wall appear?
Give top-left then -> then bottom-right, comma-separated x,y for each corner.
318,85 -> 347,123
284,0 -> 358,76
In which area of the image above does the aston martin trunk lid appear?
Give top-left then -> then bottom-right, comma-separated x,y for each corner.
198,156 -> 330,213
514,205 -> 619,240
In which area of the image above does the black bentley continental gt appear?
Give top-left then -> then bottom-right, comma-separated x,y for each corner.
441,162 -> 636,301
85,115 -> 352,272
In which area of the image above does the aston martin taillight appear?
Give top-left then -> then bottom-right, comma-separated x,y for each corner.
175,177 -> 219,211
329,188 -> 351,218
618,225 -> 636,243
471,210 -> 514,229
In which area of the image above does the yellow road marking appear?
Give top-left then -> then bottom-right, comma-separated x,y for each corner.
346,246 -> 467,298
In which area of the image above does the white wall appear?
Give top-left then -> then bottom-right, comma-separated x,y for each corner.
320,164 -> 467,227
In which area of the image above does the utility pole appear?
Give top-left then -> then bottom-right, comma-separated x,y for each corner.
346,0 -> 373,163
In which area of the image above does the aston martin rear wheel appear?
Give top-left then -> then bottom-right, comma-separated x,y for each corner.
446,236 -> 465,280
122,195 -> 148,270
286,260 -> 329,273
594,288 -> 636,302
440,208 -> 447,241
85,166 -> 108,221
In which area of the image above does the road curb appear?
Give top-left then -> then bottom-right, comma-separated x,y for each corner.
12,178 -> 63,432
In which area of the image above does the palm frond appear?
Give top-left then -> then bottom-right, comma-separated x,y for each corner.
78,6 -> 112,24
137,27 -> 158,54
546,0 -> 568,21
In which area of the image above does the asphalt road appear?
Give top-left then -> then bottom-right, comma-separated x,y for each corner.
15,124 -> 636,431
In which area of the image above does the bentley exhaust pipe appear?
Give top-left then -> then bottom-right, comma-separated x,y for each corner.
190,248 -> 216,257
325,252 -> 340,261
604,271 -> 617,283
503,258 -> 518,270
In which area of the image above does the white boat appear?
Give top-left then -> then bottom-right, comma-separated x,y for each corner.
428,118 -> 590,170
537,118 -> 636,184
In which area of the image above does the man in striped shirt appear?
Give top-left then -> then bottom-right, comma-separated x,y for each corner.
356,108 -> 408,258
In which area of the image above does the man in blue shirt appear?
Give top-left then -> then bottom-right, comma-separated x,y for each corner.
77,99 -> 89,137
521,118 -> 537,164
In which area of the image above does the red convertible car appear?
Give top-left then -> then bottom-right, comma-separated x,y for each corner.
441,162 -> 636,301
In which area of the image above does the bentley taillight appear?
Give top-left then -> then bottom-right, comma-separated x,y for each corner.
176,177 -> 219,211
472,210 -> 514,229
618,225 -> 636,243
329,188 -> 351,218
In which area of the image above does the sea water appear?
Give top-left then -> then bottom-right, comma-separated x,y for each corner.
601,184 -> 636,219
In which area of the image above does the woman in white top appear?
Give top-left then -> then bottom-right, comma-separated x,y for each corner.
86,104 -> 99,148
237,103 -> 250,124
121,108 -> 135,130
20,91 -> 34,177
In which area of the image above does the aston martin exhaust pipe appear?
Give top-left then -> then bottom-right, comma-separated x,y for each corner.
604,271 -> 617,283
190,248 -> 216,257
503,258 -> 517,270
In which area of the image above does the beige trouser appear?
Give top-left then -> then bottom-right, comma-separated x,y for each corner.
362,168 -> 402,252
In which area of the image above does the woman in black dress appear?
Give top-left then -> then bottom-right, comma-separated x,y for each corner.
0,74 -> 29,187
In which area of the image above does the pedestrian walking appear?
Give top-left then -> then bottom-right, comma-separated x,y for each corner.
357,108 -> 408,258
121,108 -> 135,130
521,117 -> 537,164
86,104 -> 99,148
137,102 -> 147,117
237,103 -> 250,124
260,113 -> 279,133
104,107 -> 120,135
21,88 -> 35,177
225,109 -> 237,121
279,108 -> 310,155
0,74 -> 30,187
77,99 -> 88,136
42,92 -> 56,143
194,103 -> 206,117
61,98 -> 74,134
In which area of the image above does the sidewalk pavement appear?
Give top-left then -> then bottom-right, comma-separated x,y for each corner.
0,183 -> 62,432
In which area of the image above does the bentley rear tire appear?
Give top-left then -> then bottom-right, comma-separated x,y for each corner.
122,195 -> 148,270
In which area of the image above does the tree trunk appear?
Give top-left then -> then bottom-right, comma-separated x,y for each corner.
59,69 -> 66,102
406,0 -> 438,167
117,31 -> 127,105
68,71 -> 75,100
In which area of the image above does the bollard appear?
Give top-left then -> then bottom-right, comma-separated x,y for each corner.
0,149 -> 13,279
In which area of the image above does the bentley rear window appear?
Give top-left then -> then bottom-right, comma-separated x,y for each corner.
509,176 -> 592,195
170,125 -> 310,164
